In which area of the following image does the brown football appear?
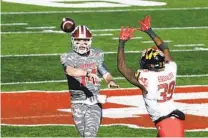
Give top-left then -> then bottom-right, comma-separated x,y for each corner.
60,17 -> 76,33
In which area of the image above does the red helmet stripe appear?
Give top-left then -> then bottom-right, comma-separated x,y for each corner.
72,25 -> 92,38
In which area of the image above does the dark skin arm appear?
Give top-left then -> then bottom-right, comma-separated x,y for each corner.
137,15 -> 173,62
149,32 -> 173,62
117,28 -> 147,94
117,41 -> 141,87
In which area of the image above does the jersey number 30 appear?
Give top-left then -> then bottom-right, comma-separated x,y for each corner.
158,81 -> 176,102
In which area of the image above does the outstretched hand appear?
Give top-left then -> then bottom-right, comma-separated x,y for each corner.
119,26 -> 135,42
137,15 -> 151,32
108,81 -> 119,88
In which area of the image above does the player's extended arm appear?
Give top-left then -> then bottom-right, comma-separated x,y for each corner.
117,27 -> 147,93
65,66 -> 100,81
65,66 -> 87,76
103,72 -> 119,88
137,15 -> 173,62
98,62 -> 119,88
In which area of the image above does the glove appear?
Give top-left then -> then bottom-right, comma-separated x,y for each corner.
137,15 -> 151,32
119,26 -> 135,42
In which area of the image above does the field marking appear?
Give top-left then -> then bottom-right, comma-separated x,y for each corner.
0,23 -> 28,26
2,114 -> 71,120
2,26 -> 208,35
91,26 -> 208,32
1,123 -> 208,132
112,37 -> 142,40
41,30 -> 113,36
1,85 -> 208,93
174,44 -> 205,47
1,74 -> 208,85
93,33 -> 113,36
142,40 -> 172,43
2,49 -> 208,57
1,87 -> 208,131
193,47 -> 208,50
1,7 -> 208,15
26,26 -> 56,30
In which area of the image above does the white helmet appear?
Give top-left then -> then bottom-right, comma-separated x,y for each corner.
71,25 -> 92,55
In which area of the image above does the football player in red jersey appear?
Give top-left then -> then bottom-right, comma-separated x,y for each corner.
117,16 -> 185,137
61,25 -> 119,137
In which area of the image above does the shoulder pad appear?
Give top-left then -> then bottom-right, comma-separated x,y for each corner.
91,48 -> 104,57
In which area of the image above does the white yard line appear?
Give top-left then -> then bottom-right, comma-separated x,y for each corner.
2,26 -> 208,35
0,23 -> 28,26
93,33 -> 113,36
174,44 -> 205,47
1,85 -> 208,93
1,74 -> 208,85
194,47 -> 208,50
1,7 -> 208,15
142,40 -> 172,43
2,49 -> 208,58
112,37 -> 142,40
26,26 -> 56,30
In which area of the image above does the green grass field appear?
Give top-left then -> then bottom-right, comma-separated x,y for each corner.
1,0 -> 208,137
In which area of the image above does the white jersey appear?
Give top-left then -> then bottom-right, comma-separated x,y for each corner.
137,61 -> 177,122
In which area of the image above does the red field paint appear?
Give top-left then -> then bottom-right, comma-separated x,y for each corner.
1,86 -> 208,130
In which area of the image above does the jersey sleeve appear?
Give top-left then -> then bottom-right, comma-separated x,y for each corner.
60,53 -> 74,67
137,70 -> 149,88
165,61 -> 177,74
97,50 -> 109,76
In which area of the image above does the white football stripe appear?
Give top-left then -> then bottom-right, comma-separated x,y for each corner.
176,103 -> 208,117
2,48 -> 208,58
174,44 -> 205,47
1,74 -> 208,85
26,26 -> 56,29
174,92 -> 208,100
0,23 -> 28,26
142,40 -> 172,43
58,92 -> 208,118
2,7 -> 208,15
1,26 -> 208,35
112,37 -> 142,40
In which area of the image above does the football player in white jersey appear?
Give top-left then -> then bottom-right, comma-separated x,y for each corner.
117,16 -> 185,137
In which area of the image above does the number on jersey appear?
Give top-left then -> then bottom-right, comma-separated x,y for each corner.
81,68 -> 97,86
158,81 -> 176,102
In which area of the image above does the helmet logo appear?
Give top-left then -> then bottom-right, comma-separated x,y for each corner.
140,48 -> 165,70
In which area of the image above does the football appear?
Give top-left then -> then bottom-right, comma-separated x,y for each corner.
60,17 -> 76,33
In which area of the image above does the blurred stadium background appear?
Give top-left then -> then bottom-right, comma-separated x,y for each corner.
1,0 -> 208,137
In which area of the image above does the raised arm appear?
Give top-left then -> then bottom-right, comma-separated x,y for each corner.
117,27 -> 147,94
137,15 -> 173,62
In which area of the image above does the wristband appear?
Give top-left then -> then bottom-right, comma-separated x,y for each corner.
158,42 -> 168,51
145,28 -> 157,39
118,40 -> 126,48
